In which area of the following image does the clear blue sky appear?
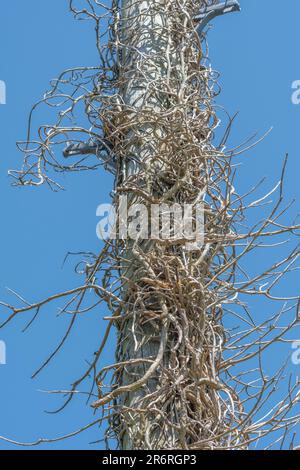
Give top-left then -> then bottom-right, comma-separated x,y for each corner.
0,0 -> 299,450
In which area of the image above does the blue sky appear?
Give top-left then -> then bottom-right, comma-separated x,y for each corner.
0,0 -> 299,450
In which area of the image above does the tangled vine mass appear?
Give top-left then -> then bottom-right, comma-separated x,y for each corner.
2,0 -> 300,449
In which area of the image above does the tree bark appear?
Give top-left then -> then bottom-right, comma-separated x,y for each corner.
117,0 -> 172,449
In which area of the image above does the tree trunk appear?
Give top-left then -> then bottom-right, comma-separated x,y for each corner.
113,0 -> 237,450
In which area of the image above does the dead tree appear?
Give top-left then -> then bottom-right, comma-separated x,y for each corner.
1,0 -> 300,450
